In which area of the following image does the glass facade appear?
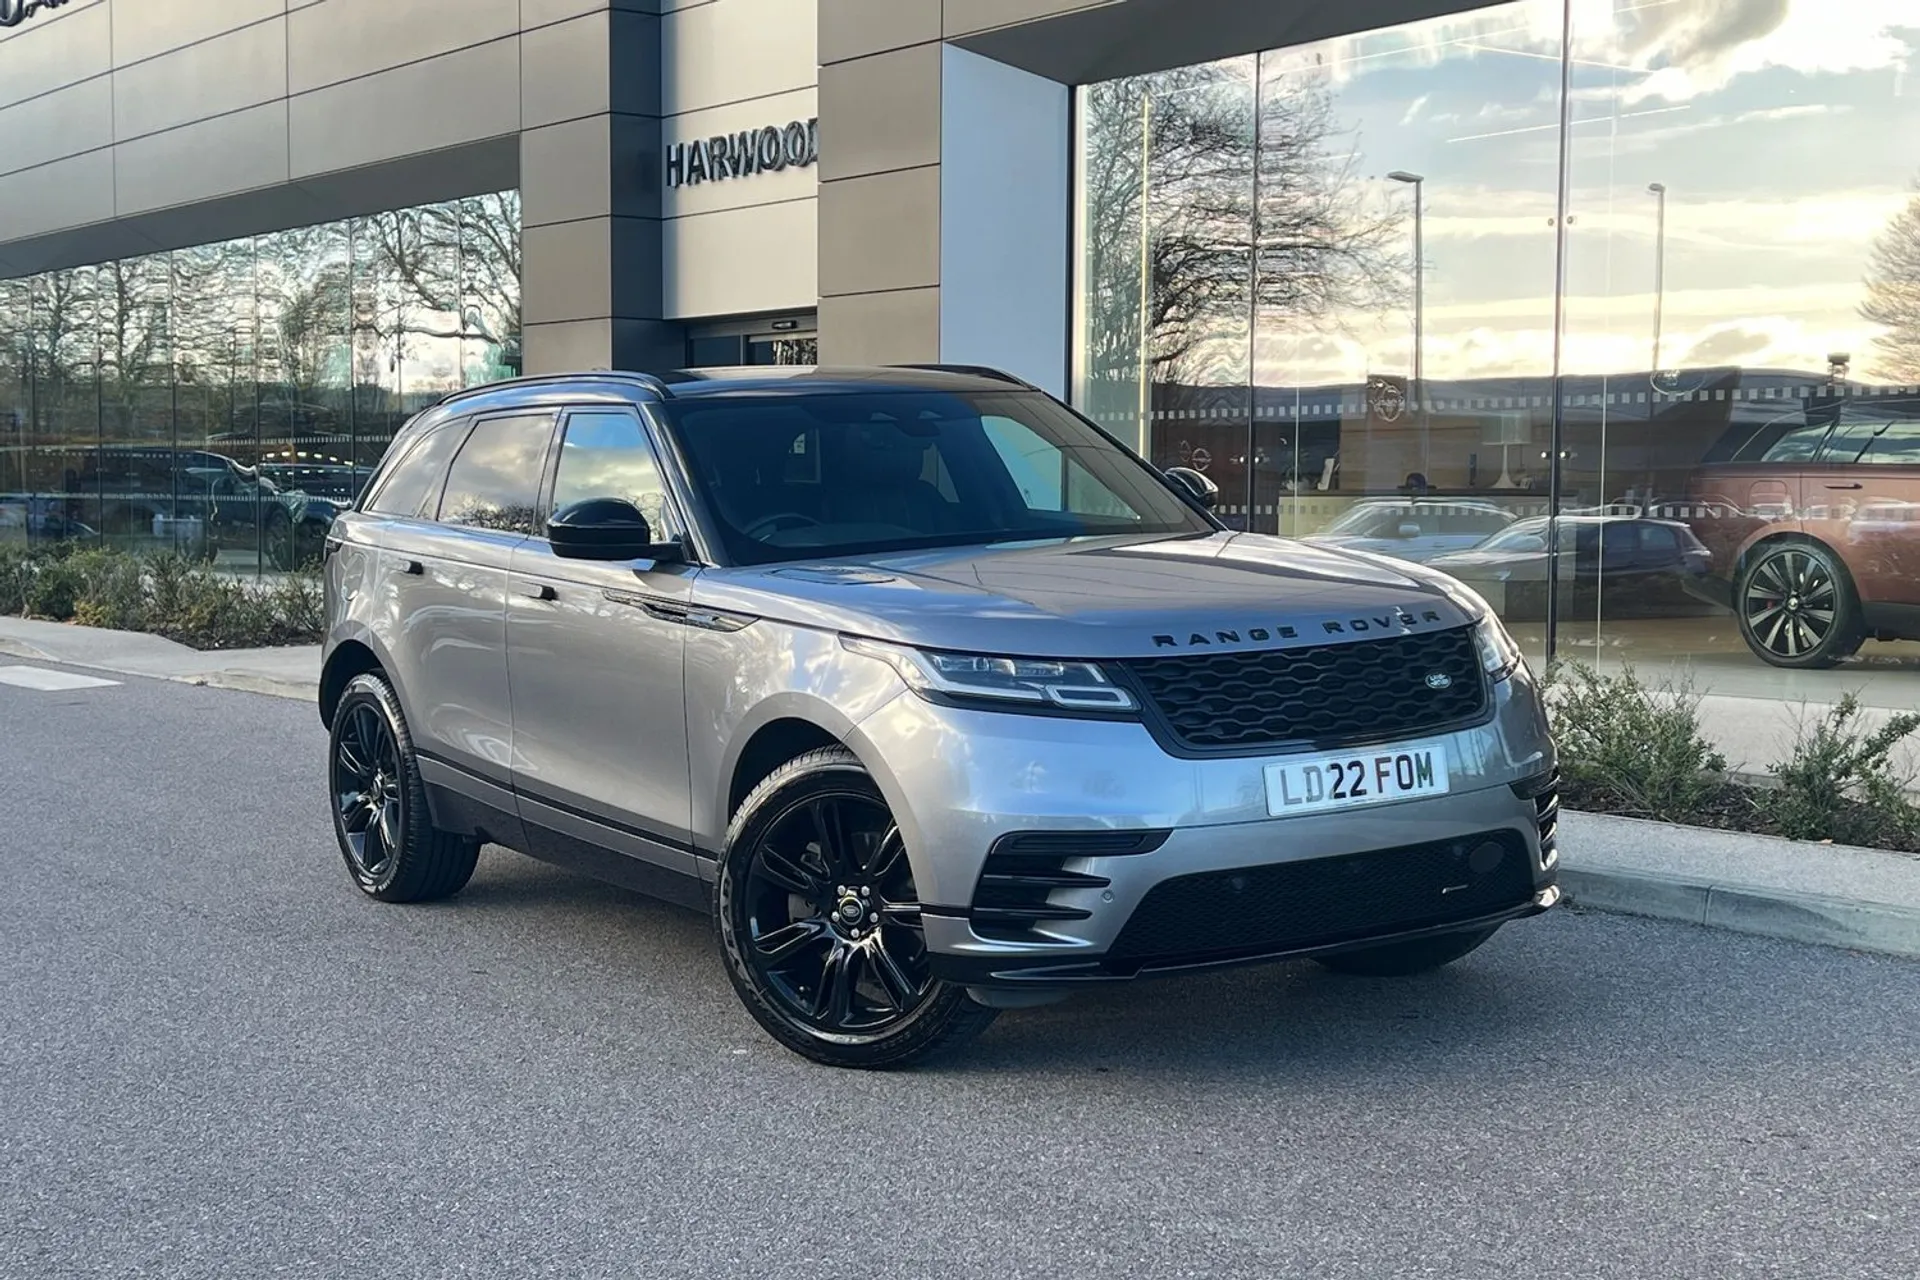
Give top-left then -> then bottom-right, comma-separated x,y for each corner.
1078,0 -> 1920,695
0,192 -> 522,574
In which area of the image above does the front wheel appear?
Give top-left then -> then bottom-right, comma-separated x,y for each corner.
1313,926 -> 1498,977
715,747 -> 997,1069
1736,541 -> 1862,669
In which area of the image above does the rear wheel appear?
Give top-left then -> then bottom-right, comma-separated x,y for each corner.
715,747 -> 997,1069
1736,541 -> 1862,669
328,672 -> 480,903
1314,926 -> 1498,977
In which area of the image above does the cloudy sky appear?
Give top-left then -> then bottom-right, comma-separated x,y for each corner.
1251,0 -> 1920,386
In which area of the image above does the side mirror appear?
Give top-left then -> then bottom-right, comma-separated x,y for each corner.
1397,521 -> 1423,538
1164,465 -> 1219,510
549,498 -> 684,563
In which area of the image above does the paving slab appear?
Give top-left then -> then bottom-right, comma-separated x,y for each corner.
0,616 -> 317,702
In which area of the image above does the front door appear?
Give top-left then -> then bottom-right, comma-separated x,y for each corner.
506,406 -> 698,877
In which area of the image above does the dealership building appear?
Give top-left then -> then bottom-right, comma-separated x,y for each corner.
3,0 -> 1919,685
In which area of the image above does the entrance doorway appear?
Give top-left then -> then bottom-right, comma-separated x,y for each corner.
685,314 -> 818,368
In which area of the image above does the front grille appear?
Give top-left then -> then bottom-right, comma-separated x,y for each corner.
1105,832 -> 1533,969
1120,627 -> 1488,754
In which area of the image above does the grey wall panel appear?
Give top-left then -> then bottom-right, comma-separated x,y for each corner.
524,0 -> 663,21
522,10 -> 660,128
521,117 -> 615,229
523,316 -> 682,375
0,76 -> 113,179
817,287 -> 939,366
940,0 -> 1112,39
819,0 -> 937,64
522,12 -> 615,129
112,17 -> 288,141
288,39 -> 522,180
0,152 -> 115,242
286,0 -> 520,96
815,43 -> 940,183
0,0 -> 109,110
114,102 -> 292,217
526,217 -> 666,326
818,165 -> 938,297
111,0 -> 282,68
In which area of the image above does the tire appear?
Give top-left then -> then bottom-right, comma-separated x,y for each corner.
714,747 -> 998,1069
327,672 -> 480,903
1735,540 -> 1863,669
265,511 -> 295,571
1313,926 -> 1499,977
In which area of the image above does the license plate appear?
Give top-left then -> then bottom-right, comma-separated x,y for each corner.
1263,742 -> 1450,817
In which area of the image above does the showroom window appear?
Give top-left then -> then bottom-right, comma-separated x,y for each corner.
1076,0 -> 1920,690
0,191 -> 522,576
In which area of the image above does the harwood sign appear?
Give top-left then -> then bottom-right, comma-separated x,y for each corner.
666,118 -> 818,188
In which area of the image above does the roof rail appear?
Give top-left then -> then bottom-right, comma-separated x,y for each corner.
431,369 -> 676,409
891,363 -> 1032,388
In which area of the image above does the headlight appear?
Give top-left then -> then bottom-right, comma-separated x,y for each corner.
1472,612 -> 1524,680
842,637 -> 1137,712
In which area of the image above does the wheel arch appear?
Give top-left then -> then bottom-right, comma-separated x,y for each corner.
319,634 -> 389,728
725,714 -> 853,822
1734,529 -> 1860,599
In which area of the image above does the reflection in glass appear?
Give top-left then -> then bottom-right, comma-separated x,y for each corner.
1077,0 -> 1920,693
0,190 -> 520,575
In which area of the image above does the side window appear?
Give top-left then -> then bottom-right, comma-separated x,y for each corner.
365,421 -> 470,519
437,413 -> 554,534
549,410 -> 677,538
1859,421 -> 1920,466
1743,419 -> 1831,463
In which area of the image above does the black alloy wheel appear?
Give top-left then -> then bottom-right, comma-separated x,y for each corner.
716,748 -> 997,1068
334,700 -> 404,884
327,672 -> 481,903
1737,542 -> 1861,669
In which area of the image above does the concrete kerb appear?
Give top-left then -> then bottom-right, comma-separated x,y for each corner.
0,616 -> 318,703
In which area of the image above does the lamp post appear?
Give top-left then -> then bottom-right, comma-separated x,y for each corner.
1645,181 -> 1666,504
1648,182 -> 1666,382
1387,170 -> 1427,479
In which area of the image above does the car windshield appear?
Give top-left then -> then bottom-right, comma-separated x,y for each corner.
660,389 -> 1212,565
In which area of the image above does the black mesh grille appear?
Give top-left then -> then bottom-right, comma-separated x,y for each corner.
1122,627 -> 1488,753
1106,832 -> 1533,968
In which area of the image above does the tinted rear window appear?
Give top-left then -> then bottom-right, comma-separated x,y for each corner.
364,421 -> 470,519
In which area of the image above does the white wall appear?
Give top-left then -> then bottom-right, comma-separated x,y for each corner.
938,44 -> 1070,397
660,0 -> 818,320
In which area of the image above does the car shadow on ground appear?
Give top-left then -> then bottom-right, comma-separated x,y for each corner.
441,851 -> 1920,1085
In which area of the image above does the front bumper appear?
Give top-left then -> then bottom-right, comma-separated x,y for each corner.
846,666 -> 1560,989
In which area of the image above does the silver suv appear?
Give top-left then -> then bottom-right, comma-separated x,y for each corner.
320,366 -> 1560,1068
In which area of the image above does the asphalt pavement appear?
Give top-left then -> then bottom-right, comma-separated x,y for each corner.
3,666 -> 1918,1278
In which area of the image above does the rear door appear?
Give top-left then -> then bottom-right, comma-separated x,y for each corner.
1812,408 -> 1920,606
372,411 -> 556,788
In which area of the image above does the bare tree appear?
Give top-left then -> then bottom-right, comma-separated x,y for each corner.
1081,63 -> 1405,391
1861,181 -> 1920,383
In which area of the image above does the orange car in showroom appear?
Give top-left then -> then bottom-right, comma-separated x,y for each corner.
1683,396 -> 1920,668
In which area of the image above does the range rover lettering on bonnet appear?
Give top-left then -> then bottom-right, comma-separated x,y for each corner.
1152,607 -> 1445,649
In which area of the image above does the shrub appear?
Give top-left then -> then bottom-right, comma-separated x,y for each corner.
1545,661 -> 1728,822
1763,695 -> 1920,847
0,543 -> 322,649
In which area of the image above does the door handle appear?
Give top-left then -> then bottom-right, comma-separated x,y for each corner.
518,581 -> 557,602
1825,482 -> 1863,490
399,558 -> 423,575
